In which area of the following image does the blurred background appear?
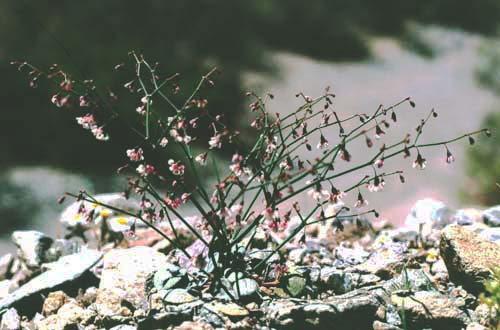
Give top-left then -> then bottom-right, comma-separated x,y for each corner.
0,0 -> 499,252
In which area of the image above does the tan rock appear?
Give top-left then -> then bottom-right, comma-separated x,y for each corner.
42,291 -> 68,316
95,288 -> 131,317
440,224 -> 500,293
99,246 -> 168,306
36,299 -> 94,330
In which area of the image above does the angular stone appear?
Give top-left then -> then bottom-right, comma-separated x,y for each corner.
95,288 -> 132,318
0,308 -> 20,330
440,225 -> 500,293
42,291 -> 69,316
0,249 -> 102,317
334,246 -> 369,266
12,231 -> 53,269
482,206 -> 500,227
391,291 -> 469,329
100,246 -> 168,307
355,243 -> 408,278
320,268 -> 381,294
35,300 -> 94,330
383,269 -> 434,294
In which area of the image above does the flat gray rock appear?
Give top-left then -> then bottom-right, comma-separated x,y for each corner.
0,249 -> 102,316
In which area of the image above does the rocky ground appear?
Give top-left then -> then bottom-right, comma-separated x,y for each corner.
0,198 -> 499,330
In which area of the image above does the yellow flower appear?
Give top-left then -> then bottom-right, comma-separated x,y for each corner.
107,216 -> 134,232
100,209 -> 111,218
426,249 -> 439,263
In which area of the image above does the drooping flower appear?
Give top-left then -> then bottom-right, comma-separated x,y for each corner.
445,148 -> 455,164
340,146 -> 351,162
317,134 -> 329,149
367,176 -> 385,192
354,192 -> 368,208
365,136 -> 373,148
329,186 -> 346,203
375,125 -> 385,139
413,152 -> 426,170
374,158 -> 384,168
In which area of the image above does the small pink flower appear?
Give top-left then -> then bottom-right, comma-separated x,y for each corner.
232,153 -> 243,163
79,96 -> 90,107
195,153 -> 208,166
168,159 -> 185,176
51,94 -> 61,107
126,148 -> 144,162
209,134 -> 222,149
136,164 -> 155,176
159,137 -> 169,147
60,81 -> 73,91
59,95 -> 70,107
181,193 -> 190,203
136,106 -> 146,115
76,114 -> 96,129
374,158 -> 384,168
91,126 -> 109,141
230,203 -> 243,216
164,196 -> 181,209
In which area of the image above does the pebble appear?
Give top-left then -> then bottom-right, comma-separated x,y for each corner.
162,288 -> 197,304
482,205 -> 500,227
